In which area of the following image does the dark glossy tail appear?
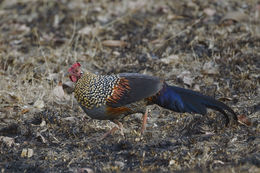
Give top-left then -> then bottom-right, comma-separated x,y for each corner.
152,83 -> 238,125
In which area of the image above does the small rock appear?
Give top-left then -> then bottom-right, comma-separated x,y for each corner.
135,138 -> 141,142
40,120 -> 46,127
112,51 -> 120,56
21,148 -> 27,158
115,161 -> 125,168
169,160 -> 176,166
203,8 -> 216,16
183,76 -> 194,86
194,84 -> 200,91
27,148 -> 33,158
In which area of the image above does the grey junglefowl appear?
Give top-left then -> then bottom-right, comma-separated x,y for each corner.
68,62 -> 238,138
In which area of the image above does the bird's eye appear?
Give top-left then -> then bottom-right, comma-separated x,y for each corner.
80,72 -> 83,75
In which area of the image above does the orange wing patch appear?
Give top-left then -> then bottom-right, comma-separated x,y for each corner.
106,106 -> 131,116
145,96 -> 154,103
106,78 -> 131,103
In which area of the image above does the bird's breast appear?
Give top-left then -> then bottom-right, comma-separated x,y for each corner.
74,74 -> 119,109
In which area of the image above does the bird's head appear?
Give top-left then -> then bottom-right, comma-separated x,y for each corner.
68,62 -> 83,82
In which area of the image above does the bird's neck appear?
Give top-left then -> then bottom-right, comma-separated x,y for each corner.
77,71 -> 97,83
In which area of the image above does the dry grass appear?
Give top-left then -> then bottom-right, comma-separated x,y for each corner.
0,0 -> 259,172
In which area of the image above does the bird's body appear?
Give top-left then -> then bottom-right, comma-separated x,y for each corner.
68,62 -> 238,137
74,71 -> 162,120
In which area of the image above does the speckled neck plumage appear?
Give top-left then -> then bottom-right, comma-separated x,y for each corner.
74,71 -> 119,109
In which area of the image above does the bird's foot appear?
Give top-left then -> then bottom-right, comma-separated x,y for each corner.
99,126 -> 119,140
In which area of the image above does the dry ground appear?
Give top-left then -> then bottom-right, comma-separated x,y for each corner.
0,0 -> 259,172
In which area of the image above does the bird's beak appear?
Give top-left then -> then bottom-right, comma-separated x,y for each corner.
64,71 -> 74,82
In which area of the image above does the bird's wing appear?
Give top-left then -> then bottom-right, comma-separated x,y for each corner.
106,73 -> 163,107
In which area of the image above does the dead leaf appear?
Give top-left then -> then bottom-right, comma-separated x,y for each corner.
20,148 -> 33,158
221,11 -> 248,23
78,26 -> 93,36
102,40 -> 128,47
194,84 -> 200,91
40,120 -> 46,127
255,4 -> 260,20
20,108 -> 30,114
150,38 -> 164,44
167,14 -> 185,20
157,5 -> 169,14
21,149 -> 27,158
203,8 -> 216,17
78,26 -> 100,37
160,54 -> 179,64
33,99 -> 45,109
169,160 -> 176,166
218,97 -> 233,102
112,51 -> 120,56
177,71 -> 194,86
53,82 -> 70,101
63,117 -> 77,122
27,148 -> 33,158
237,114 -> 252,126
15,24 -> 30,33
0,136 -> 15,147
53,15 -> 60,28
6,92 -> 21,102
36,132 -> 47,143
204,77 -> 214,85
128,0 -> 146,10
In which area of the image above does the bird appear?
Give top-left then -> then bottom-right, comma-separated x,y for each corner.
67,62 -> 238,139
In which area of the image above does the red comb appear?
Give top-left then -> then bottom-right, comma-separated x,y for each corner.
72,62 -> 81,68
68,62 -> 81,72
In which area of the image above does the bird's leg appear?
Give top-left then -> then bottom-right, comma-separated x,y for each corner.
113,120 -> 124,136
99,120 -> 123,140
141,108 -> 149,134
